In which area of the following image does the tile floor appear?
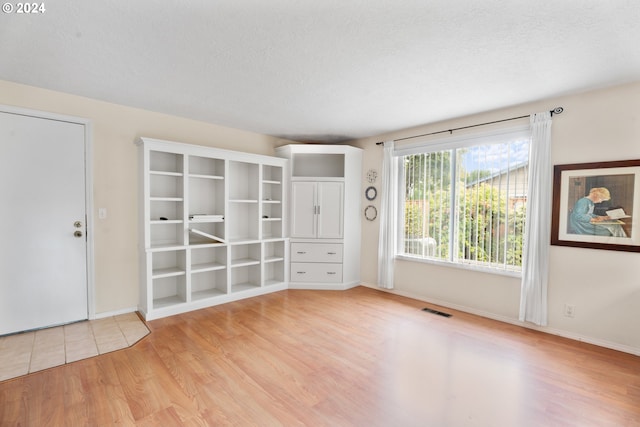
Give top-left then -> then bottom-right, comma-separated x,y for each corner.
0,312 -> 150,382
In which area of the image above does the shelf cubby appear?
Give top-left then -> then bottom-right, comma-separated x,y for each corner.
229,161 -> 259,201
152,275 -> 187,309
231,264 -> 261,293
188,222 -> 225,245
189,155 -> 224,178
150,173 -> 183,199
189,176 -> 224,210
191,246 -> 227,273
151,250 -> 187,277
262,165 -> 282,189
263,260 -> 285,286
227,201 -> 259,242
150,151 -> 184,174
152,248 -> 187,308
150,199 -> 184,222
291,153 -> 344,177
230,243 -> 261,268
263,240 -> 285,263
191,269 -> 228,301
261,217 -> 282,240
188,158 -> 224,224
262,164 -> 282,182
150,222 -> 185,248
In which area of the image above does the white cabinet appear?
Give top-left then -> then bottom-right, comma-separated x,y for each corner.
291,181 -> 343,239
276,144 -> 362,290
137,137 -> 289,320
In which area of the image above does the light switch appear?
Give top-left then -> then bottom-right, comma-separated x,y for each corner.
98,208 -> 107,219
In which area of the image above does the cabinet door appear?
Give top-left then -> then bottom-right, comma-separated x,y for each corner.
291,181 -> 317,238
317,182 -> 344,238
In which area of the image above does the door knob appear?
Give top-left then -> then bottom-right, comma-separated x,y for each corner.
74,221 -> 83,228
74,230 -> 83,238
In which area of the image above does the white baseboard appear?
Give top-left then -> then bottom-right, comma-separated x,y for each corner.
359,282 -> 640,357
288,280 -> 360,291
91,307 -> 139,320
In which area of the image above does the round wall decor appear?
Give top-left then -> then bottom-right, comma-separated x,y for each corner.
366,169 -> 378,183
364,205 -> 377,221
365,186 -> 377,201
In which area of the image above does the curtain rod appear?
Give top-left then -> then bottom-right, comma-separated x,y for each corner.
375,107 -> 563,145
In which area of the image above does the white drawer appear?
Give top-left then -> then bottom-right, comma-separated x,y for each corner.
291,243 -> 343,263
291,262 -> 343,283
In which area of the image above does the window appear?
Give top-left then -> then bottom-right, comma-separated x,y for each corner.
398,127 -> 531,273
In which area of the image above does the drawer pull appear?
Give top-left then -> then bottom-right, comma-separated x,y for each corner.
296,271 -> 306,274
296,251 -> 307,254
327,272 -> 337,275
327,252 -> 337,255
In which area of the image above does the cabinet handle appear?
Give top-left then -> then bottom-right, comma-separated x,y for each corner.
327,272 -> 336,275
296,271 -> 306,274
327,252 -> 336,255
296,251 -> 306,254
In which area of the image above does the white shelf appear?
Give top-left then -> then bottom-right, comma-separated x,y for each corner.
264,256 -> 284,263
151,170 -> 183,177
191,262 -> 226,273
229,199 -> 258,203
191,288 -> 226,301
231,258 -> 260,268
231,283 -> 260,293
153,295 -> 186,309
263,180 -> 281,185
149,242 -> 185,251
152,267 -> 186,279
151,219 -> 183,224
188,241 -> 225,248
151,197 -> 184,202
189,173 -> 224,180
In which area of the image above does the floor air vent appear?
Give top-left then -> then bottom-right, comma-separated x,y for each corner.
422,307 -> 452,318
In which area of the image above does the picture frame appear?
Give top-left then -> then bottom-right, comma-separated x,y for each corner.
551,159 -> 640,252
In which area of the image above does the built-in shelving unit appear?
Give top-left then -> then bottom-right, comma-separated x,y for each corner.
137,137 -> 288,320
276,144 -> 362,290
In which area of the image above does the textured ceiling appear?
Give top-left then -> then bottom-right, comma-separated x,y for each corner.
1,1 -> 640,143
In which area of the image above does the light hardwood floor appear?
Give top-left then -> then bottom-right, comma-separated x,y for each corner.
1,287 -> 639,426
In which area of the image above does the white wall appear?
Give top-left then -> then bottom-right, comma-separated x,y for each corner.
0,80 -> 297,316
352,81 -> 640,355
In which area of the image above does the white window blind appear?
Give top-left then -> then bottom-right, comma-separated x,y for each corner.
399,126 -> 531,272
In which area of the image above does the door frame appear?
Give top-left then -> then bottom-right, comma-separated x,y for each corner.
0,104 -> 95,320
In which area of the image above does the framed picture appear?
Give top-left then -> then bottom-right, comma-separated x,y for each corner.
551,159 -> 640,252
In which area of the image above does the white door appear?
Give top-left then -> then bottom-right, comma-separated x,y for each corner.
317,182 -> 344,239
291,181 -> 317,238
0,111 -> 88,335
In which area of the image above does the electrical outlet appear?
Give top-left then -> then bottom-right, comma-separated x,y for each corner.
563,304 -> 576,318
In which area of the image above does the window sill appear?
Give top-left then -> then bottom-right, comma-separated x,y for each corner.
395,254 -> 522,279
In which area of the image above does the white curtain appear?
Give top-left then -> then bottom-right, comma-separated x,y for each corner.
378,141 -> 397,289
519,112 -> 553,326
